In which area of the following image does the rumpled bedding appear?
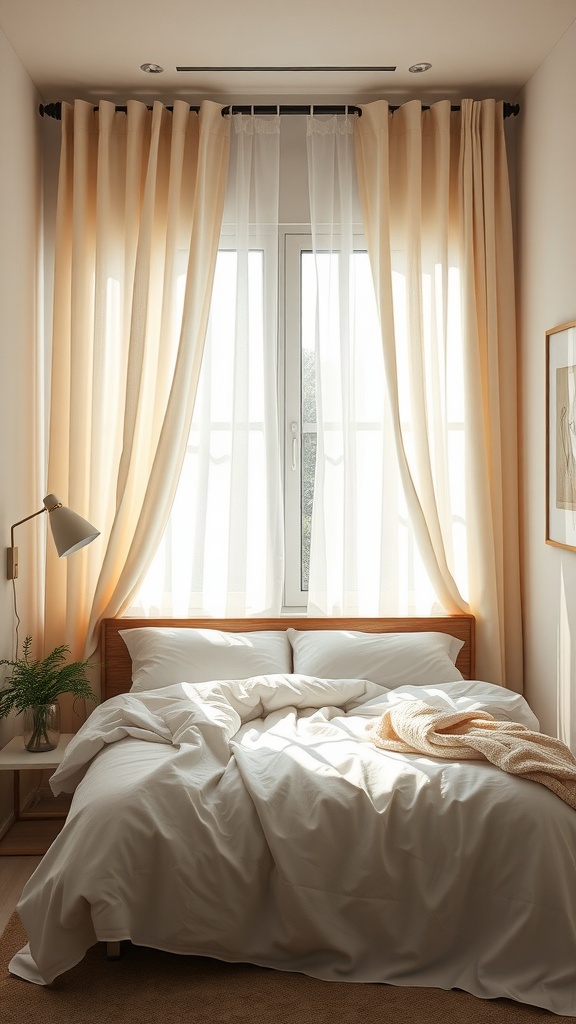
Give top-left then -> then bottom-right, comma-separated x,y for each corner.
368,698 -> 576,808
8,675 -> 576,1017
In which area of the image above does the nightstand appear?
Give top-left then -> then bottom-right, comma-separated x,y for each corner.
0,734 -> 73,855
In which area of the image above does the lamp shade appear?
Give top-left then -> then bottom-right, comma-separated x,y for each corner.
43,494 -> 100,557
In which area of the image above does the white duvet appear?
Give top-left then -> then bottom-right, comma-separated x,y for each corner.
9,675 -> 576,1016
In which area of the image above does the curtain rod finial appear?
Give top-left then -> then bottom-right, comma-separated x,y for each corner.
39,101 -> 62,120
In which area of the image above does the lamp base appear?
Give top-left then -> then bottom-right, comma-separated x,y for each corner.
7,546 -> 18,580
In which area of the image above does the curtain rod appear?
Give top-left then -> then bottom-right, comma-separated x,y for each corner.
38,101 -> 520,120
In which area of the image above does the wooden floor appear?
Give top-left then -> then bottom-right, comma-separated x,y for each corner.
0,856 -> 41,938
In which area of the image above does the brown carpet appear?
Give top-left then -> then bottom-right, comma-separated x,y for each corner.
0,911 -> 571,1024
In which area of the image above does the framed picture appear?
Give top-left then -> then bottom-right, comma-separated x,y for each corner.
546,320 -> 576,550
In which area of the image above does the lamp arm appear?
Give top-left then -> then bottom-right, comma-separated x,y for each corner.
7,507 -> 50,580
10,507 -> 47,548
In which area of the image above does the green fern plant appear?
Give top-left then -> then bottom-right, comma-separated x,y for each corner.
0,635 -> 97,718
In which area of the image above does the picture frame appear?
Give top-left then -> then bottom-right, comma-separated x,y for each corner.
546,320 -> 576,550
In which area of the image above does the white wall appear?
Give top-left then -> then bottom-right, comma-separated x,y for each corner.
517,21 -> 576,746
0,26 -> 43,826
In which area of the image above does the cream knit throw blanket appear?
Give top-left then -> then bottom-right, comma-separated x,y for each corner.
368,700 -> 576,809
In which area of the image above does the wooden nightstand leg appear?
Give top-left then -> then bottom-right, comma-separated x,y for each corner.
106,941 -> 122,960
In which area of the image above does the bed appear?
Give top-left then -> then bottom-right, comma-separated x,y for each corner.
7,614 -> 576,1016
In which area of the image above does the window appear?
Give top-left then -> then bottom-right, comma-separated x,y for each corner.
135,226 -> 382,614
133,222 -> 468,617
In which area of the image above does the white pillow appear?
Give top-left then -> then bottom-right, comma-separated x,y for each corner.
120,627 -> 292,692
287,629 -> 464,688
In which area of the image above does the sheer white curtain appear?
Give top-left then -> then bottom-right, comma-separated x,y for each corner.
132,112 -> 284,616
306,111 -> 449,617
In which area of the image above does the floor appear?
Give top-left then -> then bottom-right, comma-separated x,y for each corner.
0,856 -> 40,938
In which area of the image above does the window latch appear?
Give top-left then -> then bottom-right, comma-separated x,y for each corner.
291,422 -> 298,471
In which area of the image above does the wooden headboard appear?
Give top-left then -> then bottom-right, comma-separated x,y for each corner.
101,614 -> 475,701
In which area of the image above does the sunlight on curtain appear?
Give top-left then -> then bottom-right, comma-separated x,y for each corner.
355,99 -> 522,689
46,99 -> 230,704
131,112 -> 284,616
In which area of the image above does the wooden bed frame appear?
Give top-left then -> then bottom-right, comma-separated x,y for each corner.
101,614 -> 475,700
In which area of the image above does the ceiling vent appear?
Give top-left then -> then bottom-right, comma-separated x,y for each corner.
175,65 -> 397,73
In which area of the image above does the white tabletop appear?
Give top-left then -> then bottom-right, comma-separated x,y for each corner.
0,733 -> 74,769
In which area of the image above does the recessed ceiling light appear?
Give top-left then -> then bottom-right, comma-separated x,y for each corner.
140,63 -> 164,74
409,62 -> 432,74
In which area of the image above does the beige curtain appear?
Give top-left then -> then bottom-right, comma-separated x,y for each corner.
355,99 -> 522,690
45,99 -> 230,717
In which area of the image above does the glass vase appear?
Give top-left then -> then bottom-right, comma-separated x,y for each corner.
23,702 -> 61,752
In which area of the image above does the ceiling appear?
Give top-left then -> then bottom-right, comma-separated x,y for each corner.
1,0 -> 576,105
